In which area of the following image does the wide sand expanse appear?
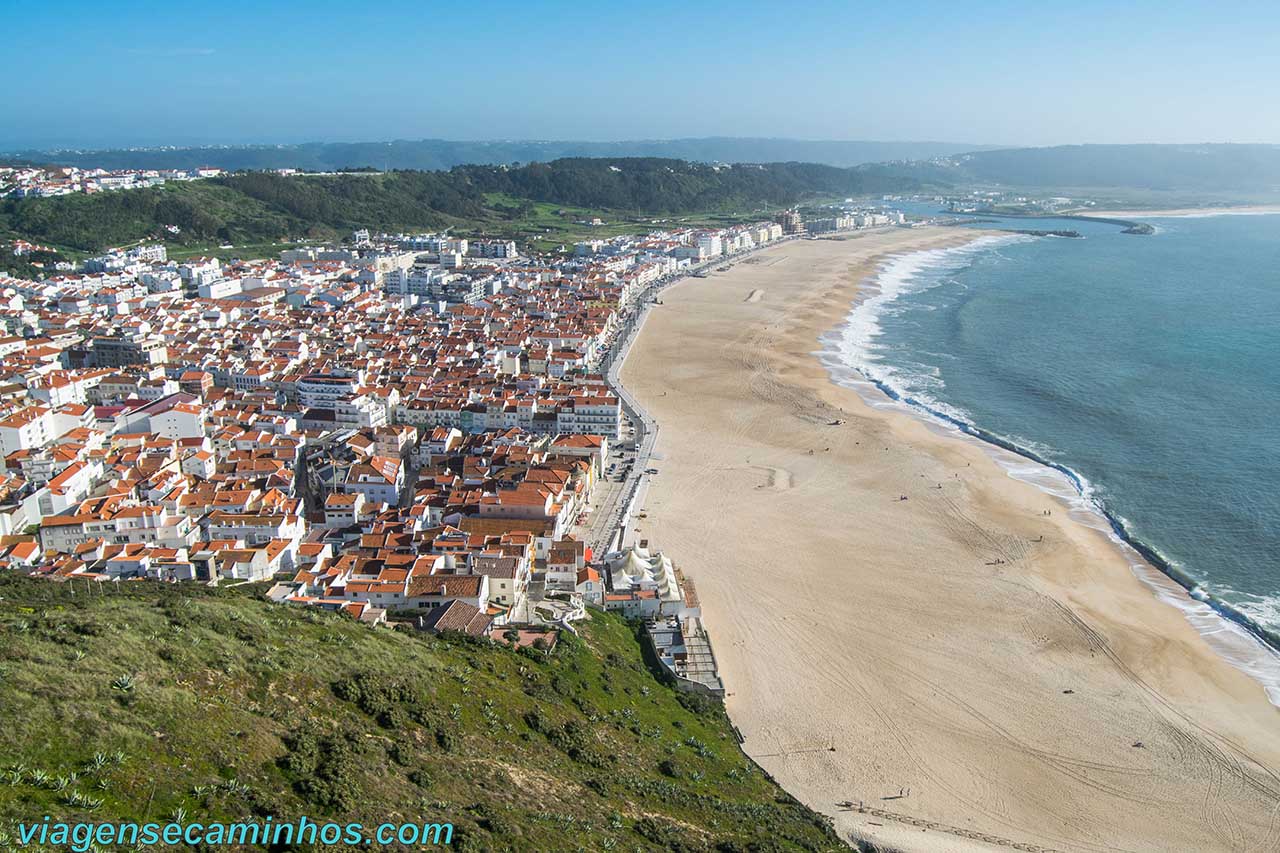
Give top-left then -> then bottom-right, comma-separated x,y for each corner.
1091,204 -> 1280,217
620,228 -> 1280,852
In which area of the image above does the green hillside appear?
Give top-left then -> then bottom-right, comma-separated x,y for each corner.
0,173 -> 480,255
0,574 -> 845,852
450,158 -> 913,212
0,158 -> 923,259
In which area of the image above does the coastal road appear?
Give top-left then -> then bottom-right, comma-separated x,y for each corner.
584,239 -> 798,555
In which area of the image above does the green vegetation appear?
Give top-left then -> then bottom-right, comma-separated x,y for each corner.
452,158 -> 903,213
162,240 -> 310,264
0,574 -> 845,852
479,192 -> 767,253
0,157 -> 921,261
0,245 -> 63,280
0,173 -> 475,255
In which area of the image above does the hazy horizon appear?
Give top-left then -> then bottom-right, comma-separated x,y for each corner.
9,135 -> 1006,155
11,135 -> 1280,157
8,0 -> 1280,151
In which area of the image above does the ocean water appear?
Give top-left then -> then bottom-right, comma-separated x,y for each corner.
824,211 -> 1280,701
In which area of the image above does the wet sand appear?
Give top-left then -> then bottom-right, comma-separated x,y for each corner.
620,228 -> 1280,852
1091,205 -> 1280,217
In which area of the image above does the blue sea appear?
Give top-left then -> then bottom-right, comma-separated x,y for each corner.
822,208 -> 1280,702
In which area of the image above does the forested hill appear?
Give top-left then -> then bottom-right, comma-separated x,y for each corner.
452,158 -> 910,211
0,158 -> 922,254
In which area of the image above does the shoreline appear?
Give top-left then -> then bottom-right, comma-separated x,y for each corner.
1088,204 -> 1280,218
820,239 -> 1280,703
852,368 -> 1280,702
620,227 -> 1280,852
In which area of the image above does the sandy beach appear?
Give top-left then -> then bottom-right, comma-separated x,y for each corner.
620,228 -> 1280,852
1090,204 -> 1280,218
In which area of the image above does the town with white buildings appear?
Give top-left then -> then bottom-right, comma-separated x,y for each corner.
0,202 -> 896,693
1,164 -> 224,198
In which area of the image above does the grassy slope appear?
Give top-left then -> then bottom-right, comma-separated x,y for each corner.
0,575 -> 845,852
0,182 -> 758,265
474,193 -> 766,254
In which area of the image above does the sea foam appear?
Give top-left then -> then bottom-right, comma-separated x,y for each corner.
817,235 -> 1280,707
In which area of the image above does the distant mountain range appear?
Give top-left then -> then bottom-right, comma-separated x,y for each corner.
887,144 -> 1280,192
7,139 -> 1280,195
4,137 -> 997,172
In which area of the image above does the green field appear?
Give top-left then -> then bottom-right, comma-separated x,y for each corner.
468,193 -> 771,253
162,240 -> 310,264
0,574 -> 845,851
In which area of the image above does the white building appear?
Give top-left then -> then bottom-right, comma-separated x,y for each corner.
197,278 -> 243,299
297,374 -> 360,408
148,402 -> 207,440
0,405 -> 52,457
342,456 -> 404,506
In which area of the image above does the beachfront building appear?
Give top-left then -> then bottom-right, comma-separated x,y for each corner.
776,209 -> 805,235
648,614 -> 725,698
603,546 -> 684,617
602,545 -> 723,696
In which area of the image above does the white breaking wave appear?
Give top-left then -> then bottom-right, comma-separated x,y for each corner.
1226,590 -> 1280,633
815,234 -> 1280,707
1148,210 -> 1280,219
818,233 -> 1029,425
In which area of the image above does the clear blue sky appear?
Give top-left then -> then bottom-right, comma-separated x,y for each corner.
5,0 -> 1279,150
